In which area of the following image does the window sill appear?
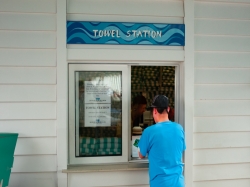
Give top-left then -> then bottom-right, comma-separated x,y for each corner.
62,161 -> 148,173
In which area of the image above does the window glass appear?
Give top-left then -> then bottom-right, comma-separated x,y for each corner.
75,71 -> 122,157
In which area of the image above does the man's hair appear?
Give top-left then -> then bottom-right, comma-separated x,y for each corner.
132,95 -> 147,106
155,108 -> 167,114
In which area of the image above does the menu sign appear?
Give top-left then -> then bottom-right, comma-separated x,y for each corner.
84,81 -> 111,127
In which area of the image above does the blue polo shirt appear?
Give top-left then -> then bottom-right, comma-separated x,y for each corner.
138,121 -> 186,187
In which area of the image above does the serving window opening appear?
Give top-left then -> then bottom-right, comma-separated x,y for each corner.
131,65 -> 177,159
68,64 -> 180,165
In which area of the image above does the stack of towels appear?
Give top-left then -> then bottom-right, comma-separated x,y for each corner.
80,137 -> 122,156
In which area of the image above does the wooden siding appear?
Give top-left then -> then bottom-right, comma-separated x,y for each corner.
196,0 -> 250,3
0,85 -> 56,102
194,147 -> 250,165
195,100 -> 250,116
194,179 -> 250,187
0,13 -> 56,31
195,68 -> 250,84
195,52 -> 250,68
68,170 -> 149,187
0,0 -> 57,186
195,19 -> 250,36
194,163 -> 250,181
194,132 -> 250,148
0,49 -> 56,67
195,84 -> 250,100
195,35 -> 250,52
15,138 -> 56,155
67,14 -> 183,24
195,2 -> 250,19
12,155 -> 57,172
0,0 -> 56,13
0,103 -> 56,119
67,0 -> 184,17
194,0 -> 250,186
0,31 -> 56,48
0,120 -> 56,137
9,173 -> 57,187
194,116 -> 250,132
0,67 -> 56,84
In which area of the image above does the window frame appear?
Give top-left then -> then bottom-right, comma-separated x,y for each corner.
68,64 -> 129,165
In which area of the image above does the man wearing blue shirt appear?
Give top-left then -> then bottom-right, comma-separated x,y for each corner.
138,95 -> 186,187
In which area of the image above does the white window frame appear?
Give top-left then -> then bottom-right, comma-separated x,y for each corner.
68,64 -> 129,165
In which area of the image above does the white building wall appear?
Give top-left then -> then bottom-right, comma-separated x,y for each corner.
2,0 -> 250,186
66,0 -> 185,187
194,0 -> 250,186
0,0 -> 58,186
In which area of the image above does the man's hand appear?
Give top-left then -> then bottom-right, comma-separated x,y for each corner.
138,147 -> 145,159
138,151 -> 145,159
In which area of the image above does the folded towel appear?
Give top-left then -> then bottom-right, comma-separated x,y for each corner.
96,137 -> 121,144
80,148 -> 121,153
81,143 -> 121,149
80,137 -> 96,144
80,137 -> 121,144
80,148 -> 96,154
95,143 -> 121,149
81,144 -> 96,149
96,151 -> 121,155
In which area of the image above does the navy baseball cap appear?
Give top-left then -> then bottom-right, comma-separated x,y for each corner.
147,95 -> 169,110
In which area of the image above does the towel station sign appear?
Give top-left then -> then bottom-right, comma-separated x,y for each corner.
67,21 -> 185,46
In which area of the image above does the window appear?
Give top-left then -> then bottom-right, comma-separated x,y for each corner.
69,64 -> 129,165
68,63 -> 183,165
130,65 -> 180,161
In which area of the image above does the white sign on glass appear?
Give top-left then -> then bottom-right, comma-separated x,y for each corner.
84,103 -> 111,127
84,81 -> 112,127
85,81 -> 112,104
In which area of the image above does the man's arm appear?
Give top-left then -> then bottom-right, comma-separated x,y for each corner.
138,147 -> 145,159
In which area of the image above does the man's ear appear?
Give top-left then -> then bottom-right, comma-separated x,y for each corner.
153,108 -> 157,114
167,107 -> 170,113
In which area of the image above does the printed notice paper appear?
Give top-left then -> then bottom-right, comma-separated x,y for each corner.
85,81 -> 111,104
84,81 -> 111,127
84,104 -> 111,127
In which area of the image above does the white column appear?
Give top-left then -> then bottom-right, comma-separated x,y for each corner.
57,0 -> 68,186
184,0 -> 195,186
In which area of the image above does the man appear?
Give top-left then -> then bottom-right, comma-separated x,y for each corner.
138,95 -> 186,187
131,95 -> 147,127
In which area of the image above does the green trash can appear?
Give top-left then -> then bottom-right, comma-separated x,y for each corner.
0,133 -> 18,187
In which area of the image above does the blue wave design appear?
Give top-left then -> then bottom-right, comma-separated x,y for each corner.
67,21 -> 185,46
68,22 -> 184,34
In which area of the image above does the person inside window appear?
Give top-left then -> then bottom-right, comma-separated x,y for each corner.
131,95 -> 147,136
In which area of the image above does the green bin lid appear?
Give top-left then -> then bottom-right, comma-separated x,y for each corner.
0,133 -> 18,187
0,133 -> 18,156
